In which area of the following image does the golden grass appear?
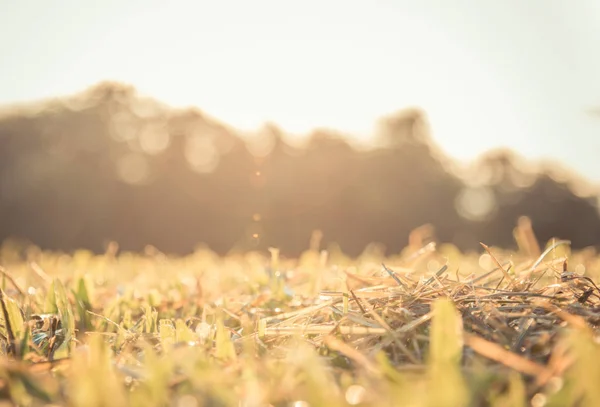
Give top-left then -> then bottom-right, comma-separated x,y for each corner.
0,229 -> 599,406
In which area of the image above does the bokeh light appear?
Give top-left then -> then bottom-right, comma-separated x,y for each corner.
116,153 -> 150,184
185,135 -> 220,173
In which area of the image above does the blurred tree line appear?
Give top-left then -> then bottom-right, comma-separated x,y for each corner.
1,82 -> 599,256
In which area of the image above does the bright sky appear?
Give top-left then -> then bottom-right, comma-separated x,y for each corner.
1,0 -> 600,180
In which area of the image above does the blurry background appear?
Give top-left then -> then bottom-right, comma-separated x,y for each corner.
1,0 -> 599,256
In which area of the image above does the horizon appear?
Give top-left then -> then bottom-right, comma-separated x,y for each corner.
1,0 -> 599,180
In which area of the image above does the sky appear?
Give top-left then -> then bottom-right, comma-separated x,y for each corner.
1,0 -> 599,181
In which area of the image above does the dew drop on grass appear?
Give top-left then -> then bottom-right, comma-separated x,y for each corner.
345,385 -> 367,405
546,377 -> 563,394
531,393 -> 547,407
195,322 -> 212,344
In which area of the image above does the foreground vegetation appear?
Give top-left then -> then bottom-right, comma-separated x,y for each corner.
0,228 -> 600,406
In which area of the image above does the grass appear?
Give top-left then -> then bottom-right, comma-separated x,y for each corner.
0,226 -> 599,406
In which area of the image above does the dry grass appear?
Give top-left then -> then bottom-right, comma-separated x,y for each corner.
0,225 -> 600,406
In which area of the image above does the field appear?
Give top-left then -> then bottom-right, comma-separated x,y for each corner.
0,229 -> 600,407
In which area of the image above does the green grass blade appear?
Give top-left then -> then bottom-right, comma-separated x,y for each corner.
428,298 -> 469,407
